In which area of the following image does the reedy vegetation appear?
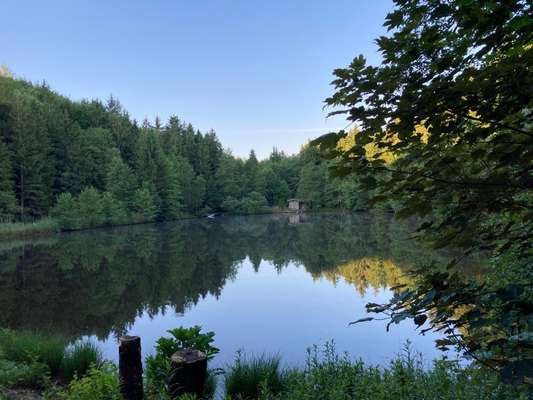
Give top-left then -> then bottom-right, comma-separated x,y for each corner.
1,328 -> 525,399
0,329 -> 101,389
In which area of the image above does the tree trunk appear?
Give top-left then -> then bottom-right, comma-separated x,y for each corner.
119,336 -> 143,400
168,348 -> 207,399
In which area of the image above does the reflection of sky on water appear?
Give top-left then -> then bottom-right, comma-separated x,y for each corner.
98,259 -> 454,369
1,213 -> 471,369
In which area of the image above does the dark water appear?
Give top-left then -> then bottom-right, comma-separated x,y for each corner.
0,213 -> 475,368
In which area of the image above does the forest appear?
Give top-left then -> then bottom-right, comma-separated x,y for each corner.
0,70 -> 367,232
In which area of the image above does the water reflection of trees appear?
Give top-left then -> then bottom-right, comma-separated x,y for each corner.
0,213 -> 482,339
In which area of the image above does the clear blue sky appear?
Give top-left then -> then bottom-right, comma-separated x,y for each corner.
0,0 -> 392,158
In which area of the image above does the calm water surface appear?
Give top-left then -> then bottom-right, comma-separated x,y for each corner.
0,213 -> 469,368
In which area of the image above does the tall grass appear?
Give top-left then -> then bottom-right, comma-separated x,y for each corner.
252,342 -> 525,400
0,218 -> 58,240
61,341 -> 103,381
225,352 -> 286,399
0,330 -> 102,384
0,329 -> 65,377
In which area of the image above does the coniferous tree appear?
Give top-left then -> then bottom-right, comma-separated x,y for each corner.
244,150 -> 262,193
9,91 -> 51,219
0,139 -> 16,221
51,192 -> 79,230
78,186 -> 104,227
106,153 -> 137,207
100,191 -> 129,225
158,156 -> 184,219
216,153 -> 243,201
131,185 -> 158,222
75,127 -> 114,192
105,96 -> 136,163
297,164 -> 326,208
189,175 -> 206,213
174,156 -> 196,214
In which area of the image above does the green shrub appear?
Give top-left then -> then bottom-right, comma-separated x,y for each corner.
239,192 -> 268,214
0,330 -> 65,377
78,187 -> 104,228
51,193 -> 80,230
0,359 -> 49,388
65,363 -> 120,400
225,353 -> 286,400
222,193 -> 269,215
145,326 -> 219,398
61,341 -> 103,382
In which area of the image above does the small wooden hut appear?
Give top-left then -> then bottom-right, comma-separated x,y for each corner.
287,199 -> 306,211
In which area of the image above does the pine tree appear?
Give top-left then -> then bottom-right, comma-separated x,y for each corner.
189,175 -> 206,213
0,139 -> 16,221
131,185 -> 158,222
244,150 -> 262,193
106,152 -> 138,208
216,153 -> 244,200
10,91 -> 51,219
174,156 -> 196,214
161,115 -> 184,156
75,127 -> 114,192
100,191 -> 129,225
51,192 -> 79,230
105,95 -> 136,163
78,186 -> 104,228
261,166 -> 289,206
158,156 -> 184,219
297,164 -> 326,208
134,128 -> 164,186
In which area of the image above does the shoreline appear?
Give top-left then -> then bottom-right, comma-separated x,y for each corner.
0,208 -> 364,241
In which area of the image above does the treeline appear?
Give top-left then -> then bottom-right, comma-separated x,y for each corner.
0,73 -> 366,229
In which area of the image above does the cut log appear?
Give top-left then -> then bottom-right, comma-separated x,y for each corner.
168,348 -> 207,399
119,336 -> 143,400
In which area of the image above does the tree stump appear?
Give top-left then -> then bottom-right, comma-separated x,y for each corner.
168,348 -> 207,399
119,336 -> 143,400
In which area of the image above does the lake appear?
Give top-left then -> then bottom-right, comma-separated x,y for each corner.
0,212 -> 471,369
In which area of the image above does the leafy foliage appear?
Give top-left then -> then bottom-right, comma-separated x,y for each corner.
314,0 -> 532,385
145,326 -> 219,397
0,359 -> 49,389
64,362 -> 120,400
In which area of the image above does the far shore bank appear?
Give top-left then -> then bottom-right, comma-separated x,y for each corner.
0,208 -> 367,241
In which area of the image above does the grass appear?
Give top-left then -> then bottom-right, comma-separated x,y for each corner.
0,331 -> 526,399
250,342 -> 527,400
224,352 -> 286,399
61,341 -> 103,382
0,330 -> 102,385
0,218 -> 59,240
0,330 -> 65,377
